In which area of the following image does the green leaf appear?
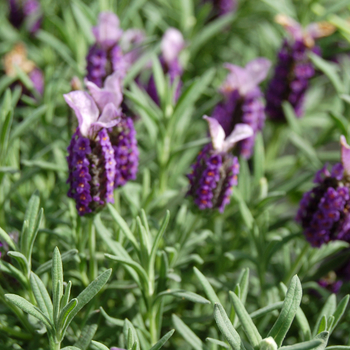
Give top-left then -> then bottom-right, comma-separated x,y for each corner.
124,319 -> 140,350
149,211 -> 170,272
5,294 -> 52,331
314,331 -> 329,350
74,311 -> 99,350
58,299 -> 78,337
105,255 -> 148,289
229,291 -> 262,348
90,341 -> 110,350
249,302 -> 284,320
280,340 -> 323,350
61,281 -> 72,310
0,260 -> 28,288
231,188 -> 254,229
35,249 -> 79,275
52,247 -> 64,326
193,267 -> 220,304
313,294 -> 336,337
107,204 -> 139,248
308,53 -> 343,93
318,316 -> 327,334
329,295 -> 349,334
152,55 -> 166,107
206,337 -> 230,349
172,314 -> 204,350
62,269 -> 112,336
326,347 -> 350,350
20,191 -> 40,260
156,289 -> 210,304
99,307 -> 124,327
30,272 -> 53,321
267,275 -> 302,347
149,329 -> 175,350
282,102 -> 301,135
60,347 -> 81,350
213,303 -> 244,350
0,92 -> 13,161
0,227 -> 16,250
7,251 -> 29,275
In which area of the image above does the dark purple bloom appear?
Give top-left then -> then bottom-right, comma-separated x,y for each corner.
187,117 -> 253,212
64,73 -> 122,216
86,12 -> 145,87
208,0 -> 237,16
146,28 -> 185,104
266,16 -> 335,121
108,116 -> 139,188
296,136 -> 350,247
212,58 -> 271,159
318,272 -> 343,294
8,0 -> 42,34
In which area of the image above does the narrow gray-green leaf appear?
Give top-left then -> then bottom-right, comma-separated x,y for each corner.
330,294 -> 349,334
213,303 -> 244,350
35,249 -> 78,275
52,247 -> 63,326
206,337 -> 230,349
193,267 -> 220,304
7,251 -> 29,275
229,291 -> 262,347
313,294 -> 336,337
0,227 -> 16,250
90,341 -> 110,350
156,289 -> 210,304
280,340 -> 323,350
58,298 -> 78,336
249,302 -> 284,319
267,275 -> 302,347
314,331 -> 329,350
74,311 -> 99,350
30,272 -> 53,321
61,281 -> 72,309
5,294 -> 52,330
172,314 -> 203,350
149,329 -> 175,350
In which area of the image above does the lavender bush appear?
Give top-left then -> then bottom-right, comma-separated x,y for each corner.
1,0 -> 350,349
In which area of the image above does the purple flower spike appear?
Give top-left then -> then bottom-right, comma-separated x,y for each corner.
296,138 -> 350,247
205,0 -> 237,17
92,12 -> 123,49
8,0 -> 42,34
187,116 -> 252,212
266,16 -> 335,121
212,58 -> 270,159
65,85 -> 121,216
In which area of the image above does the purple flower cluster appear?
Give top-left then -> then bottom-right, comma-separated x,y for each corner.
212,58 -> 270,159
146,28 -> 185,104
188,144 -> 239,212
86,12 -> 144,88
296,162 -> 350,247
8,0 -> 42,34
108,116 -> 139,188
265,16 -> 334,121
211,0 -> 237,16
67,129 -> 116,216
265,39 -> 317,120
187,117 -> 253,212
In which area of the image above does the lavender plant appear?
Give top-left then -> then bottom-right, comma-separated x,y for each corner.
2,0 -> 350,349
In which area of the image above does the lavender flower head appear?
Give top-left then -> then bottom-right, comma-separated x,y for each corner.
65,72 -> 123,216
147,28 -> 185,104
86,12 -> 125,87
86,12 -> 145,88
85,74 -> 139,189
8,0 -> 42,34
212,58 -> 271,159
296,136 -> 350,247
208,0 -> 237,16
266,15 -> 335,121
3,43 -> 44,96
187,116 -> 253,212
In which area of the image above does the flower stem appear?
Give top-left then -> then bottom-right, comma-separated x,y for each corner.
88,218 -> 97,282
283,242 -> 309,285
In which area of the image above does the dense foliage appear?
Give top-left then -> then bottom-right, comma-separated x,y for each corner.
1,0 -> 350,349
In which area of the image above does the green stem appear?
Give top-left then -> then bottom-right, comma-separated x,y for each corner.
149,305 -> 158,345
49,335 -> 60,350
88,218 -> 97,282
283,242 -> 309,285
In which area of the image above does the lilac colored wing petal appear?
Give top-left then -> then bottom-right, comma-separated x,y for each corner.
92,11 -> 123,49
203,115 -> 225,152
245,58 -> 271,88
341,135 -> 350,175
222,63 -> 249,95
63,91 -> 99,138
223,123 -> 254,152
90,103 -> 120,137
161,28 -> 185,65
85,72 -> 123,110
